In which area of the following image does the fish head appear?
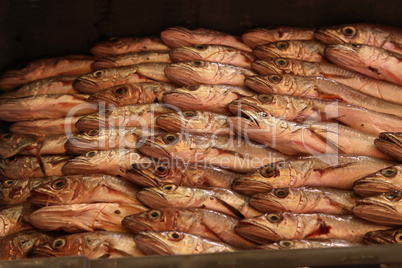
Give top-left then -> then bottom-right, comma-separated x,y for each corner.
161,27 -> 213,47
260,239 -> 310,250
325,44 -> 375,73
61,150 -> 114,175
164,61 -> 217,85
73,68 -> 115,93
245,74 -> 292,94
91,56 -> 121,70
136,185 -> 191,208
375,132 -> 402,162
253,41 -> 298,60
0,178 -> 34,205
65,128 -> 111,154
0,133 -> 38,159
88,84 -> 141,106
252,58 -> 293,75
162,85 -> 219,108
75,107 -> 116,132
169,45 -> 208,62
364,228 -> 402,245
315,24 -> 372,45
0,156 -> 27,179
250,188 -> 302,212
126,161 -> 177,187
90,36 -> 131,56
122,208 -> 175,233
228,94 -> 287,118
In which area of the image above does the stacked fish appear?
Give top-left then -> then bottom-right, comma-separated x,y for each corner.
0,24 -> 401,260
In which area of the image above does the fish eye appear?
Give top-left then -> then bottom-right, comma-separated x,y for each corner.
87,129 -> 99,136
101,109 -> 113,116
147,210 -> 162,221
51,178 -> 66,191
279,240 -> 294,248
191,61 -> 205,67
92,70 -> 104,78
352,44 -> 361,48
266,213 -> 283,223
0,133 -> 12,141
2,180 -> 14,188
86,151 -> 97,157
113,86 -> 127,96
341,26 -> 357,37
381,167 -> 397,178
108,37 -> 119,42
52,238 -> 66,250
162,134 -> 179,145
194,44 -> 207,50
168,231 -> 184,241
384,190 -> 402,201
268,74 -> 282,84
276,41 -> 289,50
4,156 -> 17,165
273,188 -> 289,198
155,164 -> 169,177
257,94 -> 274,104
162,184 -> 177,192
260,166 -> 277,178
274,58 -> 288,68
394,231 -> 402,243
182,111 -> 197,118
186,85 -> 199,91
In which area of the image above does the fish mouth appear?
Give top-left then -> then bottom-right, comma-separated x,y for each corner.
61,159 -> 93,175
28,190 -> 60,206
134,233 -> 174,255
253,46 -> 280,60
353,178 -> 397,196
235,219 -> 278,244
245,76 -> 273,93
231,178 -> 272,195
379,132 -> 402,145
250,195 -> 284,212
64,139 -> 97,155
324,45 -> 362,67
162,91 -> 199,105
137,140 -> 171,160
169,49 -> 201,62
375,133 -> 402,161
252,60 -> 278,75
155,114 -> 183,132
228,100 -> 265,115
87,93 -> 118,106
354,199 -> 402,225
75,116 -> 106,132
27,248 -> 57,258
164,64 -> 201,86
126,168 -> 160,187
121,216 -> 154,233
72,77 -> 99,93
136,188 -> 167,208
314,29 -> 346,45
363,230 -> 395,245
91,58 -> 118,70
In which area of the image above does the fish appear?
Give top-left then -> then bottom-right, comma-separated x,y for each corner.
228,110 -> 389,158
87,82 -> 177,106
20,134 -> 69,156
134,231 -> 236,255
0,204 -> 35,237
136,185 -> 262,219
228,94 -> 402,136
161,26 -> 251,52
0,76 -> 79,99
155,111 -> 234,135
250,187 -> 358,214
235,212 -> 391,244
28,203 -> 148,232
375,132 -> 402,162
0,229 -> 56,260
253,41 -> 327,62
73,63 -> 170,93
10,116 -> 81,136
314,23 -> 402,55
0,155 -> 72,179
0,55 -> 95,91
232,154 -> 396,195
137,132 -> 286,173
91,51 -> 172,70
75,103 -> 175,132
61,149 -> 153,177
169,44 -> 255,69
244,75 -> 402,117
0,177 -> 52,205
241,26 -> 316,48
126,161 -> 237,188
29,231 -> 145,259
353,165 -> 402,197
259,239 -> 361,250
251,58 -> 402,105
0,133 -> 38,159
90,36 -> 170,57
325,44 -> 402,86
122,208 -> 257,249
363,228 -> 402,245
28,174 -> 142,206
0,94 -> 97,122
162,85 -> 255,115
164,61 -> 257,86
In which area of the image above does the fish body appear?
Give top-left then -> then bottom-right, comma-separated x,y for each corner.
10,116 -> 81,135
0,177 -> 52,205
259,239 -> 361,250
363,228 -> 402,244
375,132 -> 402,162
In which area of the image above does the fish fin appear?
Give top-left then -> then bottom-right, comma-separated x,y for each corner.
212,147 -> 245,159
309,126 -> 345,154
215,196 -> 245,219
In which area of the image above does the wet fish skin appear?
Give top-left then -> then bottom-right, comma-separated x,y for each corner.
90,36 -> 170,57
363,228 -> 402,245
259,239 -> 361,250
29,231 -> 144,259
232,154 -> 396,195
10,116 -> 81,136
161,26 -> 251,52
375,132 -> 402,162
0,204 -> 36,237
0,177 -> 52,205
134,231 -> 236,255
0,132 -> 38,159
122,208 -> 257,249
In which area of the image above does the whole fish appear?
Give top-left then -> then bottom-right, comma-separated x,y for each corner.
0,177 -> 52,205
354,165 -> 402,197
87,82 -> 177,106
137,132 -> 286,173
91,51 -> 172,70
135,231 -> 236,255
0,55 -> 94,91
90,36 -> 170,57
10,116 -> 81,136
375,132 -> 402,162
251,58 -> 402,105
0,133 -> 38,159
75,103 -> 175,132
0,204 -> 35,237
122,208 -> 257,248
228,94 -> 402,136
155,111 -> 233,135
250,187 -> 357,214
253,41 -> 327,62
136,185 -> 262,219
73,63 -> 170,93
29,231 -> 145,259
162,85 -> 255,115
61,149 -> 152,177
0,155 -> 71,179
28,174 -> 142,206
0,94 -> 97,122
232,154 -> 396,195
0,76 -> 79,99
244,75 -> 402,117
228,110 -> 388,158
242,26 -> 316,48
259,239 -> 361,250
315,23 -> 402,55
164,61 -> 257,86
161,26 -> 251,52
28,203 -> 148,232
325,44 -> 402,86
126,161 -> 237,188
169,44 -> 255,69
235,212 -> 391,243
364,228 -> 402,245
0,229 -> 56,260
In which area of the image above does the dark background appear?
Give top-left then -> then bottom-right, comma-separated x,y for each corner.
0,0 -> 402,74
